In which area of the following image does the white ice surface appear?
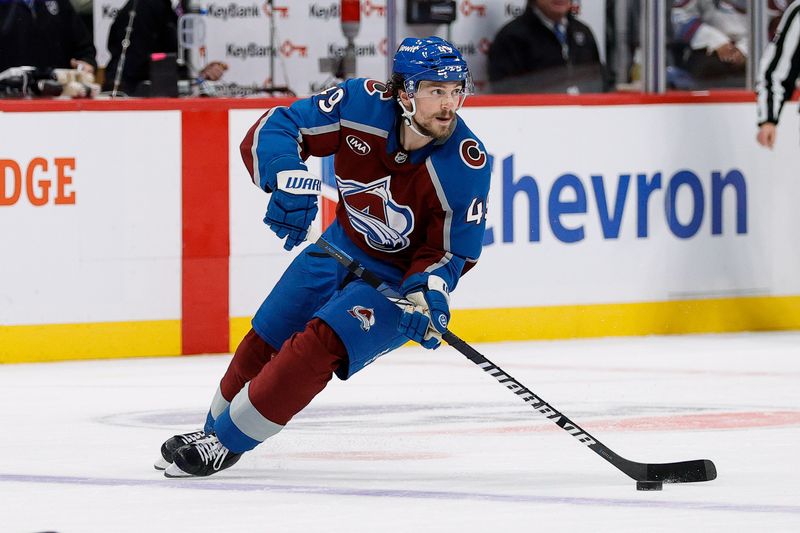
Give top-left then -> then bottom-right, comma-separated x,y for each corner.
2,332 -> 799,533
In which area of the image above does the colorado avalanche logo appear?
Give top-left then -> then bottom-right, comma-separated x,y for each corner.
337,176 -> 414,252
459,139 -> 487,169
364,79 -> 393,100
348,306 -> 376,332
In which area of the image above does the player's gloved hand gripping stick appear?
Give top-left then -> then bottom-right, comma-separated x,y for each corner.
264,170 -> 320,251
398,273 -> 451,350
304,227 -> 717,489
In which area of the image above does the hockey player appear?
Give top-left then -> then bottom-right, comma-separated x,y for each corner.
756,0 -> 800,149
155,36 -> 492,477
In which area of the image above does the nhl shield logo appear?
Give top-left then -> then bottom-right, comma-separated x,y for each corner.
348,306 -> 376,332
394,152 -> 408,164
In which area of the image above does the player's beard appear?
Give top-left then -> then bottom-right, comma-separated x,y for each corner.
413,111 -> 456,140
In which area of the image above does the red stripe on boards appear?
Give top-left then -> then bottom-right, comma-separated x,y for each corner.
0,91 -> 766,113
321,197 -> 337,230
181,110 -> 230,354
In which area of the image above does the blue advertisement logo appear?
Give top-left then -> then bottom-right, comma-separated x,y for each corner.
483,154 -> 748,246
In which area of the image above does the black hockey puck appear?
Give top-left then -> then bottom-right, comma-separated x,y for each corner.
636,480 -> 663,491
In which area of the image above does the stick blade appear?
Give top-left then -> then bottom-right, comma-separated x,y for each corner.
646,459 -> 717,483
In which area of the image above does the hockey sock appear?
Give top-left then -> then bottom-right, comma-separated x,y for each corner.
213,319 -> 347,453
219,328 -> 278,402
247,318 -> 347,425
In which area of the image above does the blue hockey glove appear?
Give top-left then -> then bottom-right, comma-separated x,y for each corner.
263,170 -> 320,251
397,273 -> 450,350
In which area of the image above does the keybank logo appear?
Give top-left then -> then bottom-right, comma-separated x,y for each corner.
451,41 -> 485,56
226,42 -> 276,58
328,42 -> 380,57
310,2 -> 338,19
483,154 -> 747,245
206,3 -> 260,19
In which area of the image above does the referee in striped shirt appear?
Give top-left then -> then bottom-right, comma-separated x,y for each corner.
757,0 -> 800,149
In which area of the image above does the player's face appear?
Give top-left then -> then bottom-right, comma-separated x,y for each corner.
410,81 -> 464,139
535,0 -> 571,21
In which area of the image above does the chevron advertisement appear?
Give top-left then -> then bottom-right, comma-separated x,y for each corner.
229,102 -> 800,321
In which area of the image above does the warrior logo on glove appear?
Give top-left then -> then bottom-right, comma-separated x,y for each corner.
278,171 -> 321,194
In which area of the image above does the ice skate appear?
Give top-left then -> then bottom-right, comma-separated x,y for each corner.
154,429 -> 207,470
164,434 -> 242,478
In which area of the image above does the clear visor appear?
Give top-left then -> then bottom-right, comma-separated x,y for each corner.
402,68 -> 474,109
411,82 -> 472,109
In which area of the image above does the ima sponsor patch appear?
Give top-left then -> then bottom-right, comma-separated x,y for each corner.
346,134 -> 371,155
348,306 -> 376,331
459,139 -> 486,169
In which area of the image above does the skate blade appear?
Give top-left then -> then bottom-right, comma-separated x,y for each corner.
154,457 -> 170,471
163,463 -> 193,478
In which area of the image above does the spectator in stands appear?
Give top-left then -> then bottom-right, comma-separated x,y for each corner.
756,0 -> 800,149
0,0 -> 97,74
671,0 -> 749,88
488,0 -> 605,94
69,0 -> 93,37
672,1 -> 789,89
617,0 -> 696,90
104,0 -> 227,96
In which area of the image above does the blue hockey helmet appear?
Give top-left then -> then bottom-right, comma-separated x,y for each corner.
392,36 -> 474,98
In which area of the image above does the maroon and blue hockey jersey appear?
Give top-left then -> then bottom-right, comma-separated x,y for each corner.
241,78 -> 491,292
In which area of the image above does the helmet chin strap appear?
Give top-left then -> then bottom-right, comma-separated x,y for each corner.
397,96 -> 432,140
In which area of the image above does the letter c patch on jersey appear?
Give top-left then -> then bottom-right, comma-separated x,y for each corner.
459,139 -> 486,169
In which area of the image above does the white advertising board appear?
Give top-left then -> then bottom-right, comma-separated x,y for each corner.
227,101 -> 800,315
228,108 -> 325,318
0,111 -> 182,325
456,102 -> 800,308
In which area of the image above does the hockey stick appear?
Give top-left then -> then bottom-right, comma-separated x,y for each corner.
307,230 -> 716,484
